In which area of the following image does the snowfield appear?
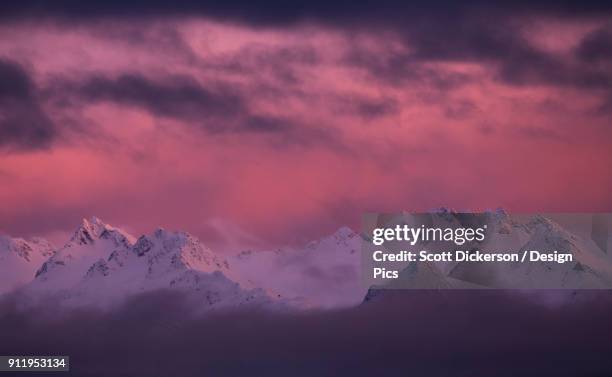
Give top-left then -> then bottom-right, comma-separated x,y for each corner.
1,211 -> 611,311
2,217 -> 363,311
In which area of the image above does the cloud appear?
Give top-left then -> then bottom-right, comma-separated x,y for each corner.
354,97 -> 399,119
516,125 -> 569,143
6,2 -> 612,115
343,48 -> 474,89
0,1 -> 611,24
46,72 -> 347,149
205,44 -> 319,84
1,289 -> 612,376
576,24 -> 612,63
0,59 -> 56,151
343,13 -> 612,92
67,73 -> 245,121
0,8 -> 611,244
496,49 -> 612,91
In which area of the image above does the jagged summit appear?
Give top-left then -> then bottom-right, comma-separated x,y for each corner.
17,217 -> 280,311
0,235 -> 55,294
68,216 -> 135,248
132,228 -> 230,275
70,217 -> 107,244
3,217 -> 366,309
0,235 -> 54,261
34,218 -> 135,287
333,226 -> 356,239
365,212 -> 612,295
305,226 -> 358,250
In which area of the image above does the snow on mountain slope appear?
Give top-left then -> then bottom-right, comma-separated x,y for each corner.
3,219 -> 365,309
23,218 -> 278,310
230,226 -> 365,308
76,228 -> 273,309
6,212 -> 611,310
448,213 -> 612,289
364,211 -> 612,302
31,217 -> 135,292
0,235 -> 54,294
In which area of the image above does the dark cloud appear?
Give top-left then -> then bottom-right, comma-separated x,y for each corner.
47,73 -> 344,149
340,14 -> 612,114
209,45 -> 319,73
87,22 -> 202,65
2,2 -> 610,153
577,24 -> 612,63
0,60 -> 32,99
1,0 -> 611,91
2,289 -> 612,376
76,74 -> 245,121
330,95 -> 400,120
343,49 -> 474,89
354,97 -> 399,120
203,45 -> 320,88
49,73 -> 272,132
2,1 -> 611,99
397,13 -> 527,62
242,115 -> 289,133
0,1 -> 610,24
0,59 -> 56,151
496,49 -> 612,90
5,1 -> 611,114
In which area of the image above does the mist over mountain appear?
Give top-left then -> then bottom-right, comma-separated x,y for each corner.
0,235 -> 54,295
364,211 -> 612,297
2,212 -> 612,310
1,3 -> 610,375
1,216 -> 365,310
2,213 -> 612,376
2,288 -> 612,377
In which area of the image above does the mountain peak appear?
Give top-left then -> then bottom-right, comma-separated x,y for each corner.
70,217 -> 107,245
334,226 -> 356,239
68,217 -> 134,247
0,235 -> 56,294
0,235 -> 55,261
131,229 -> 228,273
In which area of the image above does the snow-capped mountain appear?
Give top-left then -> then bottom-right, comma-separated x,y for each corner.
4,212 -> 611,310
23,217 -> 276,310
77,227 -> 273,309
3,217 -> 367,310
32,217 -> 134,292
364,210 -> 612,301
0,235 -> 54,294
230,226 -> 365,308
448,213 -> 612,289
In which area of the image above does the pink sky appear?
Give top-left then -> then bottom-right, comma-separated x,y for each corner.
0,16 -> 611,250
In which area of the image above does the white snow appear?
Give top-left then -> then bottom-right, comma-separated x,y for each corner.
229,226 -> 365,308
19,217 -> 278,310
3,212 -> 611,311
367,211 -> 612,299
0,235 -> 54,294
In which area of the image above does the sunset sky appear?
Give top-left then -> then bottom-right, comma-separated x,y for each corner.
0,1 -> 611,250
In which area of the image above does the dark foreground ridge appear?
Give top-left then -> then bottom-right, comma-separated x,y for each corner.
2,289 -> 612,377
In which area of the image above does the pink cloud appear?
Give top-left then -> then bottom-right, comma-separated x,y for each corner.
0,18 -> 611,250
